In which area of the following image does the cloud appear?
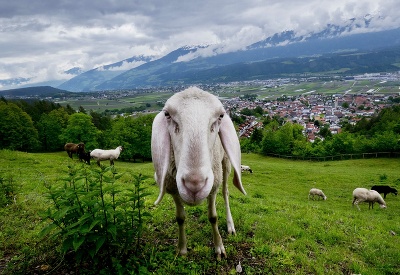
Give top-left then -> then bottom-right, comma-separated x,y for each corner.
97,60 -> 148,71
1,0 -> 399,89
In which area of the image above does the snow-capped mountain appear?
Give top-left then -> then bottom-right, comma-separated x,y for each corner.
58,55 -> 154,92
58,16 -> 400,92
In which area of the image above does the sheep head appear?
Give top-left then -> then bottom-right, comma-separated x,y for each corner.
151,87 -> 245,205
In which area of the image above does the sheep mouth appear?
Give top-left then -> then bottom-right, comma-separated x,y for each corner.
178,183 -> 212,205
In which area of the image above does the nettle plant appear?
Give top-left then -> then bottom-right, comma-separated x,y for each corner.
0,174 -> 18,207
39,164 -> 151,271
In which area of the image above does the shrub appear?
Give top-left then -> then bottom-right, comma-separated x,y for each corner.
0,174 -> 18,207
39,164 -> 151,273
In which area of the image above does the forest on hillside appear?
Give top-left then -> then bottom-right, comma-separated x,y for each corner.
0,97 -> 399,160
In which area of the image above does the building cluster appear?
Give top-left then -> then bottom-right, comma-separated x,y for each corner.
225,92 -> 398,142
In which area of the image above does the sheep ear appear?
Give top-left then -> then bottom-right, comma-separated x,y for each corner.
151,112 -> 171,205
219,114 -> 247,195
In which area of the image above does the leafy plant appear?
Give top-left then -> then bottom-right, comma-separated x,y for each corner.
39,164 -> 151,273
0,174 -> 18,207
379,173 -> 388,181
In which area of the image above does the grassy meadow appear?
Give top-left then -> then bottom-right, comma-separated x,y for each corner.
0,150 -> 399,274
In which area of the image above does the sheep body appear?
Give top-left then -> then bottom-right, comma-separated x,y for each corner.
79,150 -> 91,165
90,146 -> 123,166
308,188 -> 327,200
151,87 -> 246,259
64,142 -> 85,159
352,188 -> 386,210
371,185 -> 398,198
241,165 -> 253,173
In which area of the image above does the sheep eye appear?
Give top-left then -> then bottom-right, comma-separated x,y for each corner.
219,114 -> 224,121
164,111 -> 171,119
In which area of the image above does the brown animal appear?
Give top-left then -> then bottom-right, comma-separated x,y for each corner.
64,143 -> 85,159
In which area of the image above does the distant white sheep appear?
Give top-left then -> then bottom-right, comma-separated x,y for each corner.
90,146 -> 123,166
241,165 -> 253,173
151,87 -> 246,259
308,188 -> 327,200
352,188 -> 386,211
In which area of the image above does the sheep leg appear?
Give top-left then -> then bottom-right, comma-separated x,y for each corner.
369,202 -> 375,209
222,170 -> 235,234
352,198 -> 361,211
172,194 -> 187,255
208,192 -> 226,260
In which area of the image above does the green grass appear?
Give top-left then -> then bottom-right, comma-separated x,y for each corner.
1,150 -> 399,274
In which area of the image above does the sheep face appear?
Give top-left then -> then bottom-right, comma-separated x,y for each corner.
163,93 -> 224,204
152,87 -> 245,205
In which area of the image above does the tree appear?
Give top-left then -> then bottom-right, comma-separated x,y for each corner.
314,120 -> 321,127
342,102 -> 349,108
90,110 -> 112,131
65,104 -> 75,115
327,133 -> 355,155
0,101 -> 39,151
371,131 -> 399,152
318,124 -> 332,139
14,99 -> 62,124
240,108 -> 253,116
250,127 -> 263,145
107,114 -> 154,161
78,106 -> 87,114
254,106 -> 264,116
37,108 -> 70,151
60,113 -> 100,149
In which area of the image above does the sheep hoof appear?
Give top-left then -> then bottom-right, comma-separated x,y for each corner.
178,248 -> 188,256
215,246 -> 227,260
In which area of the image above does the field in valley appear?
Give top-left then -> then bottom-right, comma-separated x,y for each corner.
57,79 -> 400,113
0,150 -> 399,274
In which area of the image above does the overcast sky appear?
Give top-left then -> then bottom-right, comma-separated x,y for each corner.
1,0 -> 399,89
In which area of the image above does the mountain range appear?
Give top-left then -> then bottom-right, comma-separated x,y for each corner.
12,15 -> 400,93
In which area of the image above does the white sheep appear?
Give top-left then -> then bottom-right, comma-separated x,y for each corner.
90,146 -> 123,166
241,165 -> 253,173
308,188 -> 327,200
352,188 -> 387,211
151,87 -> 246,259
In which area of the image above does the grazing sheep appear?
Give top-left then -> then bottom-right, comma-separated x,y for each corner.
151,87 -> 246,259
79,150 -> 91,165
64,142 -> 85,159
90,146 -> 123,166
352,188 -> 386,211
308,188 -> 327,200
371,185 -> 398,198
241,165 -> 253,173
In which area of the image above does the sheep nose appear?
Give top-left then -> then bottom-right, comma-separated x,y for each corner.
181,175 -> 208,193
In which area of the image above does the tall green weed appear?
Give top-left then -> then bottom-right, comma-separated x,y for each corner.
0,174 -> 18,207
39,164 -> 151,273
